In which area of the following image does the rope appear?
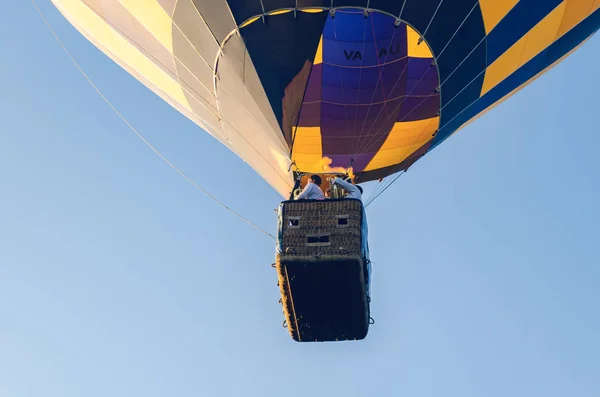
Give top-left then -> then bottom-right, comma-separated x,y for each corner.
331,13 -> 353,151
353,0 -> 480,166
349,10 -> 371,159
352,13 -> 403,156
32,0 -> 276,240
365,170 -> 405,207
365,178 -> 387,205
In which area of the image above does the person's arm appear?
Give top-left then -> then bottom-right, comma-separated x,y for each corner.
332,177 -> 358,193
295,183 -> 313,200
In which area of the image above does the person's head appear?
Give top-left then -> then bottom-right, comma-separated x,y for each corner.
309,175 -> 322,186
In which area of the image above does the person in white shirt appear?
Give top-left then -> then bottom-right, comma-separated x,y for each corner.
295,175 -> 325,200
331,177 -> 363,200
331,177 -> 369,261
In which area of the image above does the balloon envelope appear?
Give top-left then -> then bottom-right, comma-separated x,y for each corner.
52,0 -> 600,197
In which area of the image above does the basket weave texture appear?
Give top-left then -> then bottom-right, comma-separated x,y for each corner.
280,199 -> 363,257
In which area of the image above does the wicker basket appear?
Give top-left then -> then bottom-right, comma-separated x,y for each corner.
279,199 -> 364,258
274,199 -> 370,342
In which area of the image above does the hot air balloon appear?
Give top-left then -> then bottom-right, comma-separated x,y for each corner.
51,0 -> 600,342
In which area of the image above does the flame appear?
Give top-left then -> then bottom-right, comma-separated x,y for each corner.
347,167 -> 356,182
292,156 -> 356,182
320,157 -> 355,182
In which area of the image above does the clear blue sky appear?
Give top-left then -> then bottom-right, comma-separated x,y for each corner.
2,2 -> 599,397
